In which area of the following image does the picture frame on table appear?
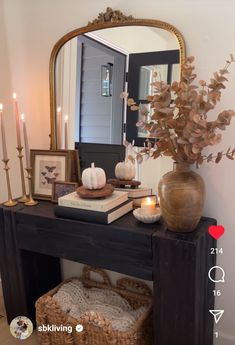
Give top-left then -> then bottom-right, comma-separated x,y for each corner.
51,181 -> 78,203
31,149 -> 73,200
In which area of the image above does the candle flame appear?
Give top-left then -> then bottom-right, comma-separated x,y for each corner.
0,103 -> 3,111
145,197 -> 153,205
57,107 -> 61,112
13,92 -> 17,99
64,115 -> 69,122
141,196 -> 156,207
21,113 -> 25,121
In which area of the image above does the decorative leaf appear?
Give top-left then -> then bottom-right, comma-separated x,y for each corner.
226,154 -> 234,160
163,150 -> 173,156
127,98 -> 135,106
130,105 -> 139,111
215,152 -> 223,163
199,80 -> 206,86
207,153 -> 213,163
120,91 -> 129,99
220,69 -> 229,75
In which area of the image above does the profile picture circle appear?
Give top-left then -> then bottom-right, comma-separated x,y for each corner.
10,316 -> 33,340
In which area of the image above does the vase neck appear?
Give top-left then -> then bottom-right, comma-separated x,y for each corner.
173,162 -> 191,172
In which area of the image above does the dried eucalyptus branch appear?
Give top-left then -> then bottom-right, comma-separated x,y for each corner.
126,55 -> 235,167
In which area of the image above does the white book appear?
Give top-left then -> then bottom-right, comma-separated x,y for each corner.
114,187 -> 152,198
58,190 -> 128,212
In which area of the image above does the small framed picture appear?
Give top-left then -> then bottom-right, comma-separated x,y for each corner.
52,181 -> 78,203
31,150 -> 72,200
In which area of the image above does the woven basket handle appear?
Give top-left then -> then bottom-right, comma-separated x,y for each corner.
82,266 -> 111,286
116,277 -> 152,297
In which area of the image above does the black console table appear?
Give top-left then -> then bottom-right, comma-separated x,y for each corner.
0,202 -> 216,345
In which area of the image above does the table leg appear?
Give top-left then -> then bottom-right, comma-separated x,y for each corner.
153,228 -> 216,345
0,208 -> 61,325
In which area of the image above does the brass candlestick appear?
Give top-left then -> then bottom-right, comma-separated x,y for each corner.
24,167 -> 38,206
2,159 -> 18,207
16,146 -> 29,203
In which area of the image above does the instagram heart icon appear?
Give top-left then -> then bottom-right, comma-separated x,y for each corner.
208,225 -> 225,240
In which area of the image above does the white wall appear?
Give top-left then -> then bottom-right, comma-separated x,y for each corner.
91,26 -> 178,53
1,1 -> 235,343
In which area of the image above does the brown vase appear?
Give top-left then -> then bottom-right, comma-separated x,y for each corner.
158,162 -> 205,232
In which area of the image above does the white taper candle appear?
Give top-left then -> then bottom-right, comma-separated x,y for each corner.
21,114 -> 30,168
13,93 -> 22,148
0,104 -> 8,161
64,114 -> 68,150
57,107 -> 62,149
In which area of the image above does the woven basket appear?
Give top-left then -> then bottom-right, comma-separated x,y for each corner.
36,266 -> 153,345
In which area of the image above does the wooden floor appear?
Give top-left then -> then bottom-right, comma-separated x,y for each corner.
0,294 -> 39,345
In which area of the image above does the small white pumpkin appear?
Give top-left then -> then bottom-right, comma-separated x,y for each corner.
82,162 -> 106,190
115,160 -> 136,180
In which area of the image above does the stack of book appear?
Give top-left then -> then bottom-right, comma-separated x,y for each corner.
114,187 -> 154,207
54,190 -> 133,224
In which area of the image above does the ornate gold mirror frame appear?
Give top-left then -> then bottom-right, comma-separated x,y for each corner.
49,7 -> 186,149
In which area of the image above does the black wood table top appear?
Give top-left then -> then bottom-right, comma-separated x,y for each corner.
1,202 -> 216,281
13,201 -> 215,239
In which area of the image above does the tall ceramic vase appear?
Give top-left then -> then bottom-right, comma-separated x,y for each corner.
158,162 -> 205,232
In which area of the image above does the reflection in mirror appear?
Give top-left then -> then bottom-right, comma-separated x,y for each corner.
54,26 -> 182,149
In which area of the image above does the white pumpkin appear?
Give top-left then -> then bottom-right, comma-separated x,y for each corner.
115,160 -> 136,180
82,163 -> 106,190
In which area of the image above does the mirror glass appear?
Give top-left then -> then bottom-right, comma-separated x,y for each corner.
52,24 -> 183,149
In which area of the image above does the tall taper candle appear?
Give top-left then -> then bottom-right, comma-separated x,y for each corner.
21,114 -> 30,168
64,114 -> 68,150
57,107 -> 62,149
0,104 -> 8,161
13,93 -> 22,148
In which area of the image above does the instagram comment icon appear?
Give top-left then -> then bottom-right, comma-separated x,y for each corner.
76,324 -> 84,332
208,266 -> 225,283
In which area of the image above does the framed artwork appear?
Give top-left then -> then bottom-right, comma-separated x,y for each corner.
31,150 -> 72,200
52,181 -> 78,203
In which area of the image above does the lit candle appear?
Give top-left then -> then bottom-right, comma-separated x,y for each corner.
141,196 -> 158,216
13,93 -> 22,148
64,114 -> 68,150
56,106 -> 62,149
0,104 -> 8,161
21,114 -> 30,169
158,196 -> 161,207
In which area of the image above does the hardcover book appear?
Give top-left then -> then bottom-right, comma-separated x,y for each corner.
54,200 -> 133,224
58,190 -> 128,212
114,187 -> 152,198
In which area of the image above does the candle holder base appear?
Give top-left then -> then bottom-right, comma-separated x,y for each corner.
2,159 -> 18,207
18,195 -> 30,203
16,146 -> 28,203
133,207 -> 161,224
24,198 -> 38,206
4,199 -> 18,207
24,167 -> 39,206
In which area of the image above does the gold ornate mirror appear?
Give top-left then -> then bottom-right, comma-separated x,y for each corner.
49,7 -> 186,149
